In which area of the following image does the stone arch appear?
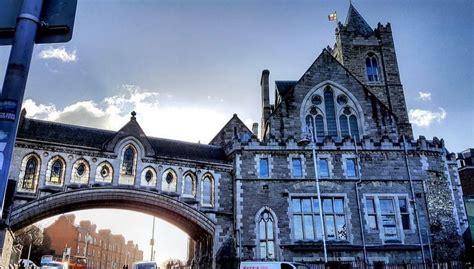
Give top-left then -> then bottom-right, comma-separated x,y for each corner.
182,170 -> 197,198
9,187 -> 215,241
161,168 -> 178,193
200,173 -> 214,207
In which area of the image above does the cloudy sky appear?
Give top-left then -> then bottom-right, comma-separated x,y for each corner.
2,0 -> 473,265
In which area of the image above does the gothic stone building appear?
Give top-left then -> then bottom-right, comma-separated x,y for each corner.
4,4 -> 467,268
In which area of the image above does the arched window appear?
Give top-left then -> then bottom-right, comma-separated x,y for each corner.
161,169 -> 177,192
95,162 -> 113,183
366,53 -> 379,82
141,167 -> 157,187
303,85 -> 362,141
324,88 -> 337,137
47,157 -> 65,185
71,159 -> 90,184
201,174 -> 214,206
183,172 -> 196,198
20,155 -> 40,191
121,145 -> 136,176
258,210 -> 276,260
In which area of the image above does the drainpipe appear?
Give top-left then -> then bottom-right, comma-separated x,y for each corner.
354,140 -> 368,264
421,180 -> 434,262
402,136 -> 426,267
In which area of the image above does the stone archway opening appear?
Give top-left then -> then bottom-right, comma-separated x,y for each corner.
8,187 -> 215,269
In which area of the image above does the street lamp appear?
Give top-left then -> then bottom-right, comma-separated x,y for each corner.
298,126 -> 328,263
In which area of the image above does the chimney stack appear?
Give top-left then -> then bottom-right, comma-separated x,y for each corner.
252,123 -> 258,136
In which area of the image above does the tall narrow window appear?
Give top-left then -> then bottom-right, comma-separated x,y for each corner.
366,54 -> 379,82
380,198 -> 399,240
121,146 -> 136,176
48,158 -> 64,185
399,198 -> 410,230
366,198 -> 378,230
349,115 -> 360,140
292,158 -> 302,177
315,115 -> 325,141
346,158 -> 357,177
259,158 -> 269,177
258,210 -> 275,260
318,159 -> 329,177
339,115 -> 350,137
22,157 -> 38,191
202,175 -> 213,206
324,88 -> 337,137
183,173 -> 196,197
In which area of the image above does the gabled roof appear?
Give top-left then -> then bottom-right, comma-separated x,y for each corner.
269,49 -> 398,121
345,3 -> 373,36
102,112 -> 155,156
209,113 -> 254,146
17,116 -> 227,164
275,81 -> 298,97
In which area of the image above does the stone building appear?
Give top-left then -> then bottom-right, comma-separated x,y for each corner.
458,149 -> 474,262
44,214 -> 143,269
2,3 -> 468,268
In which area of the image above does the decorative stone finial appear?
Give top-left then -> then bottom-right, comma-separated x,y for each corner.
131,111 -> 137,120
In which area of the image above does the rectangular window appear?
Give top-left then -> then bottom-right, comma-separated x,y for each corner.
292,158 -> 303,177
346,158 -> 357,177
318,159 -> 329,177
380,198 -> 399,240
366,198 -> 378,230
292,197 -> 347,241
259,158 -> 269,177
399,198 -> 410,230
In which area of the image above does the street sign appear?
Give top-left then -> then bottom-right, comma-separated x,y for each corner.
0,0 -> 78,45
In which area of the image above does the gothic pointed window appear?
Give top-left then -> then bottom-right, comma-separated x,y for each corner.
339,115 -> 350,137
141,167 -> 156,187
21,156 -> 39,191
72,159 -> 90,184
161,169 -> 177,192
96,162 -> 113,183
349,115 -> 360,140
121,146 -> 136,176
366,53 -> 380,82
47,157 -> 65,185
201,174 -> 214,207
258,210 -> 276,260
145,170 -> 153,182
183,172 -> 196,197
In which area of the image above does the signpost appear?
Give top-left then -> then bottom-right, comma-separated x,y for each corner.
0,0 -> 77,219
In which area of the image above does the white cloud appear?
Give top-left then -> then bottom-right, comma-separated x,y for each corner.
38,46 -> 77,62
409,107 -> 447,127
22,85 -> 234,143
417,91 -> 432,101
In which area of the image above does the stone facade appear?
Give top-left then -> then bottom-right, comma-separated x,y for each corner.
1,3 -> 468,268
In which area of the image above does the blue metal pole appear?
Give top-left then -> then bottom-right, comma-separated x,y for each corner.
0,0 -> 43,218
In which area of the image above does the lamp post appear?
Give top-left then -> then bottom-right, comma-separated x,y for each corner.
298,127 -> 328,263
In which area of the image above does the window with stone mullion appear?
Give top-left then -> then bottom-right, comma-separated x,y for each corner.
258,211 -> 275,260
23,158 -> 37,190
324,89 -> 338,137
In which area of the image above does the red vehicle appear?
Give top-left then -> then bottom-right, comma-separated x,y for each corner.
65,256 -> 86,269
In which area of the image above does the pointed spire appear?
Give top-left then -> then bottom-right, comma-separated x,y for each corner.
345,3 -> 373,36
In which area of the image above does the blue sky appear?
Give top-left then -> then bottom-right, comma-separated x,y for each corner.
2,0 -> 473,264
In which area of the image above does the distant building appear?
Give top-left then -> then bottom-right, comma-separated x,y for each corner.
458,149 -> 474,262
44,214 -> 144,269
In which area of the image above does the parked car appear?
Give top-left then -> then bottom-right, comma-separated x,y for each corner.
131,261 -> 159,269
40,261 -> 68,269
240,261 -> 309,269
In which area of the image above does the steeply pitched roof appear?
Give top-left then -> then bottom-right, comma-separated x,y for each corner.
345,4 -> 373,36
275,81 -> 298,97
209,113 -> 254,146
17,118 -> 227,164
